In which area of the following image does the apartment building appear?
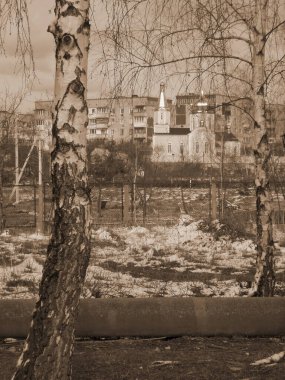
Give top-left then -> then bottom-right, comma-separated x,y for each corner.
33,93 -> 285,156
0,111 -> 35,143
34,100 -> 53,149
87,95 -> 173,143
34,96 -> 172,146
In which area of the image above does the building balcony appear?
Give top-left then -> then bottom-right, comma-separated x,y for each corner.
133,107 -> 145,113
133,122 -> 147,128
87,128 -> 108,140
132,111 -> 146,117
88,123 -> 109,129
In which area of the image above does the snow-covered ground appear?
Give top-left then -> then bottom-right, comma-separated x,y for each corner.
0,218 -> 285,299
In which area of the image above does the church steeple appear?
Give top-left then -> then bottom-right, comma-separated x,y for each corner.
159,82 -> 166,109
197,90 -> 207,113
154,83 -> 170,134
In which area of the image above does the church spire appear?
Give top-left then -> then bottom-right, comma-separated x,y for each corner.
159,82 -> 166,109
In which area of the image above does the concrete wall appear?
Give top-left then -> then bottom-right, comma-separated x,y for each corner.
0,298 -> 284,338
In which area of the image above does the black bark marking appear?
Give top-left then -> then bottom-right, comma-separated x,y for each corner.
254,121 -> 260,129
257,84 -> 264,95
61,4 -> 80,17
70,79 -> 84,95
75,66 -> 82,78
258,133 -> 268,146
64,52 -> 71,60
77,20 -> 90,35
62,34 -> 73,46
68,105 -> 77,124
61,122 -> 76,133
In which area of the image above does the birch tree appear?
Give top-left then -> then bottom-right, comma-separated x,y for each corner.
0,93 -> 26,232
0,0 -> 34,232
101,0 -> 285,296
13,1 -> 91,378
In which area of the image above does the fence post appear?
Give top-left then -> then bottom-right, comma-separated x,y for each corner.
97,182 -> 102,218
123,184 -> 130,224
37,184 -> 44,234
211,181 -> 217,221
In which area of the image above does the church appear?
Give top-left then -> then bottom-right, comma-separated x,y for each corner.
152,84 -> 240,164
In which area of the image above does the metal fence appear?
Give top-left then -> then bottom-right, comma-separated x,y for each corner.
2,179 -> 285,234
42,179 -> 285,236
2,184 -> 37,230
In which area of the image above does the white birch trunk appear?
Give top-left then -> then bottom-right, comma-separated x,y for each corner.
13,1 -> 91,378
251,0 -> 275,296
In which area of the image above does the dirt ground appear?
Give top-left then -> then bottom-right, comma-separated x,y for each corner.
1,336 -> 285,379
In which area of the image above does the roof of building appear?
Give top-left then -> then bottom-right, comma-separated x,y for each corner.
155,127 -> 190,136
215,131 -> 239,142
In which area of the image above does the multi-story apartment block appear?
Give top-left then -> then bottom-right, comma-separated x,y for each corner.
34,100 -> 53,149
87,95 -> 172,143
176,93 -> 232,133
176,93 -> 285,155
0,111 -> 35,143
33,93 -> 285,157
34,96 -> 172,146
17,113 -> 36,142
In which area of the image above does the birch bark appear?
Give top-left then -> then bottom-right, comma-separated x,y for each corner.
13,0 -> 91,378
251,0 -> 275,296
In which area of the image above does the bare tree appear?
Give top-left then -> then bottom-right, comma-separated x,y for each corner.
101,0 -> 285,296
0,0 -> 34,81
13,1 -> 91,378
0,91 -> 26,232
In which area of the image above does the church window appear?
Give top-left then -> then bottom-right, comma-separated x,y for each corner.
168,143 -> 172,153
205,142 -> 209,154
196,142 -> 199,153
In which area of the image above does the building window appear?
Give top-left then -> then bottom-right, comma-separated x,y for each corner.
97,107 -> 108,114
168,143 -> 172,153
37,109 -> 44,116
134,116 -> 145,123
205,142 -> 209,154
196,142 -> 199,153
180,143 -> 184,154
120,129 -> 124,136
90,119 -> 96,125
120,108 -> 124,115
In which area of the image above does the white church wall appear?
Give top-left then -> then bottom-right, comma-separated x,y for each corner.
188,128 -> 215,164
152,134 -> 189,162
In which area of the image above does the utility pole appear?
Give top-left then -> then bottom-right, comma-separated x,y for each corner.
15,116 -> 19,204
133,142 -> 138,224
37,135 -> 44,234
131,93 -> 137,224
220,125 -> 225,220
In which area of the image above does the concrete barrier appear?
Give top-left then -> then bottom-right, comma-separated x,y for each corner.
0,298 -> 285,338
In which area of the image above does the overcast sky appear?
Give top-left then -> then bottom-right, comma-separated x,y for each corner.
1,1 -> 284,113
0,1 -> 109,113
0,1 -> 52,112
